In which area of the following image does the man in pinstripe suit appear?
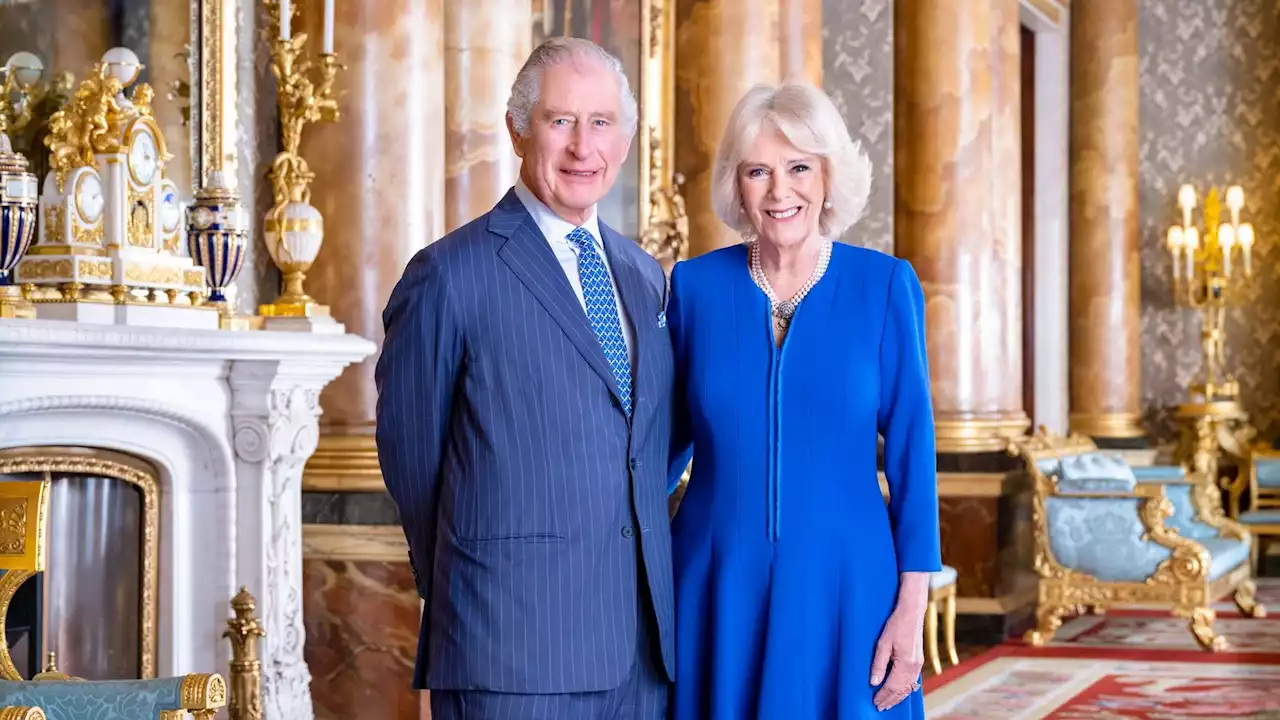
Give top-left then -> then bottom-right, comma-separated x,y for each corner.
375,37 -> 674,719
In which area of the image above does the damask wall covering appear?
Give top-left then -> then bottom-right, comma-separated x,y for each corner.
822,0 -> 894,255
1138,0 -> 1280,440
824,0 -> 1280,441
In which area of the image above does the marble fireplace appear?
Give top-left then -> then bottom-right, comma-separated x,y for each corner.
0,318 -> 375,720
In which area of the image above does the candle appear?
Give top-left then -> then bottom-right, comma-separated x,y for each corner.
1218,224 -> 1235,277
1167,226 -> 1183,279
1239,223 -> 1255,277
279,0 -> 291,40
1227,186 -> 1244,226
1178,184 -> 1196,228
323,0 -> 335,53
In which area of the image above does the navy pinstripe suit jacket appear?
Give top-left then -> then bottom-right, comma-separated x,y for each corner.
375,189 -> 676,694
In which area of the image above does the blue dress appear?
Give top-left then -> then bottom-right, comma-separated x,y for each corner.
666,243 -> 941,719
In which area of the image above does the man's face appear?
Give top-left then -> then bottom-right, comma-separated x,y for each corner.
508,58 -> 631,226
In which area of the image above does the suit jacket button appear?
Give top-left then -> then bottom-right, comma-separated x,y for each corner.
622,526 -> 635,539
611,396 -> 622,409
629,458 -> 639,472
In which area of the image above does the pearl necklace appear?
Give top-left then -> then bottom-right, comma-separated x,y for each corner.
748,239 -> 832,332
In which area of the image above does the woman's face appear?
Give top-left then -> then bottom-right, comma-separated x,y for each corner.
737,127 -> 825,250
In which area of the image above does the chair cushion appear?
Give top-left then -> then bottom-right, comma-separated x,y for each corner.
1200,537 -> 1251,581
1057,452 -> 1137,493
1046,496 -> 1170,581
1160,484 -> 1220,540
1240,509 -> 1280,525
0,678 -> 185,719
930,565 -> 957,590
1131,465 -> 1187,482
1257,459 -> 1280,489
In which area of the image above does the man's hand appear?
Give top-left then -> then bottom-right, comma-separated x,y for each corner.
870,572 -> 929,712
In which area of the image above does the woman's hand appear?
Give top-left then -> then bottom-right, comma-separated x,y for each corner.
870,572 -> 930,711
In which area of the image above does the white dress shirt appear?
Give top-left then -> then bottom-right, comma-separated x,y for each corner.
514,181 -> 635,363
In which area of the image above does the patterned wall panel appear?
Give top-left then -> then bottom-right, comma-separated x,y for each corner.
822,0 -> 894,255
1138,0 -> 1280,439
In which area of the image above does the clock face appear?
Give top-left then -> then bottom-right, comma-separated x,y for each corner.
76,173 -> 104,223
129,130 -> 158,185
159,189 -> 181,233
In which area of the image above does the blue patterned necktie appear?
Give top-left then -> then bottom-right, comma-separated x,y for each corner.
567,226 -> 633,416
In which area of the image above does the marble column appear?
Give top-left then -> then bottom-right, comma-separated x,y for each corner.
894,0 -> 1028,452
674,0 -> 822,257
299,0 -> 446,489
1067,0 -> 1144,440
444,0 -> 530,233
780,0 -> 822,87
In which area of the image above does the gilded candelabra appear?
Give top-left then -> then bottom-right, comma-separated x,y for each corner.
258,0 -> 343,319
223,587 -> 264,720
1165,184 -> 1256,403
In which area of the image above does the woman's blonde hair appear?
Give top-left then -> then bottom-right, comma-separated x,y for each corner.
710,83 -> 873,239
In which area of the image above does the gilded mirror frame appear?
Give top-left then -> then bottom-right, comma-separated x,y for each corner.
0,447 -> 160,681
637,0 -> 687,266
191,0 -> 238,192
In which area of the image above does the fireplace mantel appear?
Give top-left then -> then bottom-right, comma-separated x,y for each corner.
0,318 -> 376,720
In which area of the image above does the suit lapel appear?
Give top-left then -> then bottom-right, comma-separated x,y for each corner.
492,190 -> 624,405
599,223 -> 656,429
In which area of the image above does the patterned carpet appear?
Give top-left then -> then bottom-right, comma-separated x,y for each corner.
925,650 -> 1280,719
924,579 -> 1280,717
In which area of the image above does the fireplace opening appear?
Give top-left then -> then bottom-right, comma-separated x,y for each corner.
0,447 -> 159,680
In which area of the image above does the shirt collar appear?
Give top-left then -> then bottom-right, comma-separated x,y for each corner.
514,180 -> 603,250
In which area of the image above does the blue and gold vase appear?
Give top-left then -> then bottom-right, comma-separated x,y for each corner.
186,170 -> 249,305
0,132 -> 38,319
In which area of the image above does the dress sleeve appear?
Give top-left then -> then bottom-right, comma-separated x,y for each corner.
876,259 -> 942,573
666,261 -> 694,494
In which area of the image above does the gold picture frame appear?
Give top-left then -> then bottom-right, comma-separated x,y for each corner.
532,0 -> 686,265
192,0 -> 238,191
0,447 -> 161,681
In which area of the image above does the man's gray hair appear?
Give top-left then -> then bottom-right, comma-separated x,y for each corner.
507,37 -> 639,138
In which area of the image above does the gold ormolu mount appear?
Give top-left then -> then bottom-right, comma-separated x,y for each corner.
256,0 -> 344,320
224,587 -> 264,720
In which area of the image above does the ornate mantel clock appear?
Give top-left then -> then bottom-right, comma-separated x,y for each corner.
14,47 -> 212,327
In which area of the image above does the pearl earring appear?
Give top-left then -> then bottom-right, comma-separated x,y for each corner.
823,199 -> 833,209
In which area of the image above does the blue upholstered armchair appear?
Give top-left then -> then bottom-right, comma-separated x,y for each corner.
1011,429 -> 1261,650
1231,446 -> 1280,570
0,670 -> 225,720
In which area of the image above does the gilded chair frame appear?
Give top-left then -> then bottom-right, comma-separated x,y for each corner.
1234,445 -> 1280,571
0,447 -> 161,680
924,581 -> 957,676
1010,428 -> 1256,651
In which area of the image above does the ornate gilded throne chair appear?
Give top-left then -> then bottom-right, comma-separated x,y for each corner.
0,479 -> 226,719
1011,430 -> 1261,651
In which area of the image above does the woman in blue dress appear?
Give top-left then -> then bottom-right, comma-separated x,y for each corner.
666,82 -> 941,719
